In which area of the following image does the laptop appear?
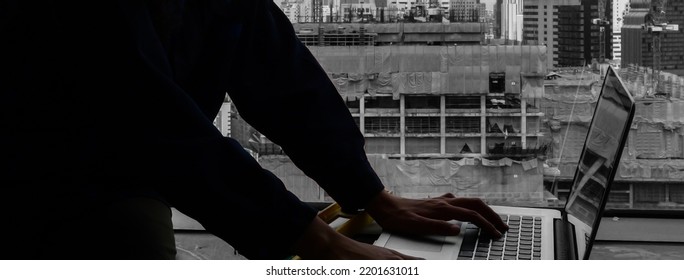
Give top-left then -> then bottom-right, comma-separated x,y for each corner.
373,66 -> 635,260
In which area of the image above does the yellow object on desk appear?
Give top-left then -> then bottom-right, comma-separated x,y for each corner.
290,203 -> 375,260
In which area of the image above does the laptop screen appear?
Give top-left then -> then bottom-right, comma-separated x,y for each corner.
564,66 -> 634,259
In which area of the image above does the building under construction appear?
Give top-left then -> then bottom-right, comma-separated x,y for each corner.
310,45 -> 547,160
544,66 -> 684,209
621,0 -> 684,76
217,44 -> 550,204
292,22 -> 487,46
216,54 -> 684,211
212,17 -> 684,210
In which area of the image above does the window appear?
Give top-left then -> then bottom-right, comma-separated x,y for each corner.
489,72 -> 506,93
406,117 -> 440,134
365,96 -> 399,109
446,117 -> 480,133
262,17 -> 684,224
405,96 -> 440,109
184,8 -> 684,262
365,117 -> 400,134
446,96 -> 481,109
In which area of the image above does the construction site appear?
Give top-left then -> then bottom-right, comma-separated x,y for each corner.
621,0 -> 684,76
213,17 -> 684,210
219,43 -> 550,205
291,22 -> 487,46
545,65 -> 684,209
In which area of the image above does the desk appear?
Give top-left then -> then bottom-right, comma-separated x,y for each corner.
591,242 -> 684,260
172,209 -> 684,260
590,217 -> 684,259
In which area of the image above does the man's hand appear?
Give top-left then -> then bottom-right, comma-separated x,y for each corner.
293,191 -> 508,259
366,191 -> 508,239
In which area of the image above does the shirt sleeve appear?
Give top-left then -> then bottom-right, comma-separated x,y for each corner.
1,0 -> 316,260
1,0 -> 385,260
104,0 -> 332,260
224,0 -> 386,214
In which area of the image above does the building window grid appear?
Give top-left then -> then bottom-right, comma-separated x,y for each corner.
365,117 -> 400,134
406,117 -> 441,134
446,117 -> 481,134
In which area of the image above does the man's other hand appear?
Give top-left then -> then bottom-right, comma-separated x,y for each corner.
366,191 -> 509,239
293,217 -> 422,260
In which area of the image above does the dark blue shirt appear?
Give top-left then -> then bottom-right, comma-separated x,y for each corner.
1,0 -> 384,259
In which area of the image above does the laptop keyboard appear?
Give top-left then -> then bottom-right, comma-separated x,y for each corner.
457,214 -> 543,260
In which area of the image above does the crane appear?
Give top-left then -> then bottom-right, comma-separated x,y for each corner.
644,0 -> 679,96
592,0 -> 610,64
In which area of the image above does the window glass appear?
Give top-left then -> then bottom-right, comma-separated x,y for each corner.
220,3 -> 684,216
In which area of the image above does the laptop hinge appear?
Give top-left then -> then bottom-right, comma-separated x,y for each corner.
553,218 -> 577,260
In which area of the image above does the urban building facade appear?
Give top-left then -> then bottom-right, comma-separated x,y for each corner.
229,43 -> 546,161
522,0 -> 580,70
271,44 -> 548,202
545,67 -> 684,209
522,0 -> 612,68
342,47 -> 546,160
621,0 -> 684,76
612,0 -> 630,63
493,0 -> 501,38
556,0 -> 613,67
216,65 -> 684,210
212,18 -> 684,209
450,0 -> 481,22
277,0 -> 492,23
496,0 -> 524,42
278,0 -> 302,23
291,22 -> 486,45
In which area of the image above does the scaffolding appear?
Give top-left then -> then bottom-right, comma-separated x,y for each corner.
307,45 -> 550,159
294,22 -> 486,46
297,29 -> 376,46
618,64 -> 684,98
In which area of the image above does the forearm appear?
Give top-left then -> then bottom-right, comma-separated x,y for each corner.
292,216 -> 337,259
292,213 -> 421,260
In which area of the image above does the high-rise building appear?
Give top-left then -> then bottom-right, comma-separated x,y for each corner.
522,0 -> 579,69
556,0 -> 613,67
523,0 -> 612,68
494,0 -> 502,38
612,0 -> 630,63
301,0 -> 314,22
522,0 -> 573,69
387,0 -> 416,11
621,0 -> 684,76
450,0 -> 481,22
499,0 -> 524,42
280,1 -> 303,23
478,3 -> 487,22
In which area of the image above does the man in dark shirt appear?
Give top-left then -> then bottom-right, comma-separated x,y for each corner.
0,0 -> 507,259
